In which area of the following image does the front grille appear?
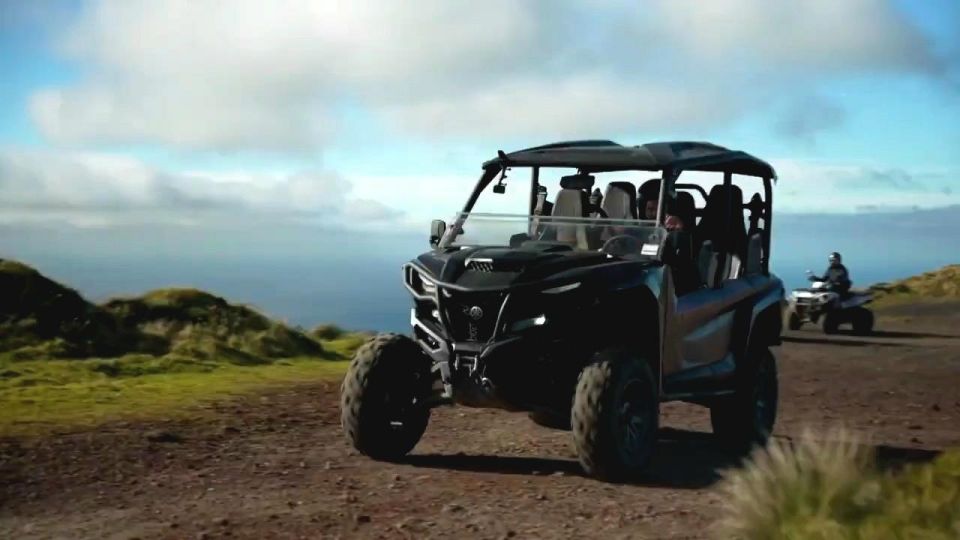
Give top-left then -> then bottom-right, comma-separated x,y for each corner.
442,292 -> 505,342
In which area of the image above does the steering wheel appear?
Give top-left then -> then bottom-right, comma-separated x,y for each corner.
600,235 -> 639,257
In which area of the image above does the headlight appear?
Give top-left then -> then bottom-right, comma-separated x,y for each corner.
543,282 -> 580,294
510,314 -> 547,332
421,278 -> 437,295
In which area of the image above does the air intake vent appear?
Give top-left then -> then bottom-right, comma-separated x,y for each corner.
466,259 -> 495,272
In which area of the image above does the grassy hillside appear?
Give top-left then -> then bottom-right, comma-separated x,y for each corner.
0,259 -> 370,435
869,264 -> 960,306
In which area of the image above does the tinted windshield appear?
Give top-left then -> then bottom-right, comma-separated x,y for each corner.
439,212 -> 668,260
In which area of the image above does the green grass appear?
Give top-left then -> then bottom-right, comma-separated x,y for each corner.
0,335 -> 367,437
715,428 -> 960,539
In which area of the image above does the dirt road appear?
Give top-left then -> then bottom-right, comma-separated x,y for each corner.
2,308 -> 959,539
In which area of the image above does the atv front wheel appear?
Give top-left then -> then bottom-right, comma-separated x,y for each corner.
787,308 -> 803,331
340,333 -> 432,461
851,307 -> 874,335
571,349 -> 658,481
710,347 -> 778,451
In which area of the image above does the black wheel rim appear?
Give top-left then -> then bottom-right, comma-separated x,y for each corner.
617,379 -> 653,463
381,372 -> 424,431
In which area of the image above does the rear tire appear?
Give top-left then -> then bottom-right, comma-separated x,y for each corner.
571,349 -> 658,481
340,333 -> 432,461
822,312 -> 840,334
710,347 -> 778,451
851,307 -> 874,335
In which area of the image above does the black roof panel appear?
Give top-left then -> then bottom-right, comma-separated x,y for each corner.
483,140 -> 776,179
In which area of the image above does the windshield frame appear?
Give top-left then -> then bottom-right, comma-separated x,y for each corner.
438,211 -> 669,260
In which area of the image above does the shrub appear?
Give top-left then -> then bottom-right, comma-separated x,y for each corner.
715,428 -> 960,539
311,324 -> 346,340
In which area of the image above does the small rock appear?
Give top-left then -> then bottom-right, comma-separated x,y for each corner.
535,493 -> 548,501
442,503 -> 465,513
355,515 -> 371,524
214,517 -> 229,526
299,461 -> 307,469
551,471 -> 565,477
932,404 -> 941,412
908,424 -> 924,430
911,437 -> 922,443
169,522 -> 180,529
392,474 -> 402,481
196,532 -> 210,540
324,461 -> 334,470
146,430 -> 184,443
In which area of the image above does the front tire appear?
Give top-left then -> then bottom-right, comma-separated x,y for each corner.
571,349 -> 658,481
710,347 -> 778,451
340,333 -> 432,461
787,308 -> 803,331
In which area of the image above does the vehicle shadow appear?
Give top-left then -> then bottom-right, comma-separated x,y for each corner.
402,428 -> 943,489
868,329 -> 959,340
402,428 -> 744,489
874,444 -> 942,470
781,335 -> 903,347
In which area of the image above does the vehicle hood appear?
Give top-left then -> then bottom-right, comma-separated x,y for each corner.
414,244 -> 618,290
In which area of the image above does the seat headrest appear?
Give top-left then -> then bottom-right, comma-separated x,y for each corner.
638,178 -> 660,200
603,182 -> 637,219
673,191 -> 696,226
560,174 -> 595,190
552,189 -> 588,218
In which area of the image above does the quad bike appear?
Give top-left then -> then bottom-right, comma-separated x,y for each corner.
340,140 -> 784,482
786,272 -> 874,335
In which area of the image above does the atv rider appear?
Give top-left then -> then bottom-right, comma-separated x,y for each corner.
810,252 -> 852,296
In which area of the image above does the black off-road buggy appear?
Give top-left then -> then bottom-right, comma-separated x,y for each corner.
341,140 -> 785,481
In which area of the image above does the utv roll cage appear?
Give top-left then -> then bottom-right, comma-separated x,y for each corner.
462,140 -> 777,274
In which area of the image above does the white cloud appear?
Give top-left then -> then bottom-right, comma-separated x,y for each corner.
769,159 -> 960,213
30,0 -> 945,153
0,147 -> 405,229
2,146 -> 957,236
650,159 -> 960,214
380,74 -> 739,139
648,0 -> 940,74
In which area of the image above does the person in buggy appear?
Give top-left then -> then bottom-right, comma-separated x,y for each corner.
809,252 -> 852,296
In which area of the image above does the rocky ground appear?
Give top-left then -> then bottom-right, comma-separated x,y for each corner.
2,308 -> 959,539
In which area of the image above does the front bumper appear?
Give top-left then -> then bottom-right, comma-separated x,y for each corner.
410,309 -> 575,412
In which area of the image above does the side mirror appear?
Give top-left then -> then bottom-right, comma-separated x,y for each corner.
429,219 -> 446,248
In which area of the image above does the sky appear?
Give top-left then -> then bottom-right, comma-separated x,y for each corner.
1,0 -> 959,329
